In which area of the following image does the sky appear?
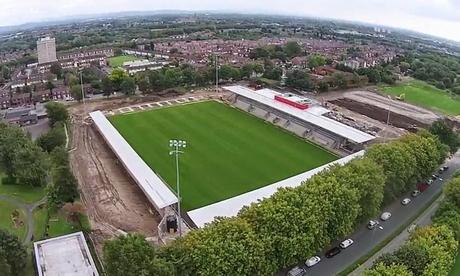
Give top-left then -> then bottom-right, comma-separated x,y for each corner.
0,0 -> 459,41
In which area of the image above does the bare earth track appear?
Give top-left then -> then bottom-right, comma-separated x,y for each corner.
68,91 -> 226,250
69,99 -> 162,250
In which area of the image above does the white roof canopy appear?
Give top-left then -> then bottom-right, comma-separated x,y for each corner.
90,111 -> 178,210
188,151 -> 365,227
224,85 -> 375,144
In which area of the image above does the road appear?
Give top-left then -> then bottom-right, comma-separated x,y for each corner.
349,194 -> 444,275
294,151 -> 460,276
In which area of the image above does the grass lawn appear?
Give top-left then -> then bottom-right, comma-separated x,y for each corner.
32,207 -> 48,240
110,101 -> 338,211
450,251 -> 460,276
0,173 -> 45,203
0,201 -> 26,240
108,55 -> 141,67
380,80 -> 460,115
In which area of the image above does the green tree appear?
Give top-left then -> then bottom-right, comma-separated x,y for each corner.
0,249 -> 11,276
443,177 -> 460,208
36,123 -> 66,153
101,77 -> 114,98
284,41 -> 302,58
47,165 -> 79,208
45,102 -> 69,127
0,230 -> 27,276
120,77 -> 136,95
263,66 -> 282,81
408,225 -> 458,276
110,68 -> 129,91
374,244 -> 430,275
0,124 -> 30,181
70,84 -> 83,102
136,76 -> 150,95
429,120 -> 460,154
103,234 -> 174,276
333,72 -> 348,89
364,263 -> 413,276
179,217 -> 274,275
49,146 -> 69,168
11,142 -> 49,187
285,70 -> 312,90
308,54 -> 326,68
366,140 -> 417,202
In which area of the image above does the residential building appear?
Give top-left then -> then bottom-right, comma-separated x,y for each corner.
37,37 -> 57,64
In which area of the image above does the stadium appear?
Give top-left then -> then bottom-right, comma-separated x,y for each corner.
89,85 -> 375,237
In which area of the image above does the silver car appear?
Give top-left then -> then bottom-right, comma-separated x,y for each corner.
305,256 -> 321,267
380,212 -> 392,221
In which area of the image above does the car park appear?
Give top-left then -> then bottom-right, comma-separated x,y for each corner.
411,190 -> 421,197
367,220 -> 379,229
339,238 -> 354,249
287,266 -> 306,276
401,198 -> 411,205
325,247 -> 341,258
380,212 -> 392,221
305,256 -> 321,267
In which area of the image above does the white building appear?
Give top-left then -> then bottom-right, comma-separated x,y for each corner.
34,232 -> 99,276
37,37 -> 57,64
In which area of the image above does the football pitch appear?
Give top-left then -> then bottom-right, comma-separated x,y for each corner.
110,101 -> 337,211
380,80 -> 460,115
108,55 -> 141,67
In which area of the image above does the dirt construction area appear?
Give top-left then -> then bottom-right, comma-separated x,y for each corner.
68,91 -> 226,250
328,90 -> 440,131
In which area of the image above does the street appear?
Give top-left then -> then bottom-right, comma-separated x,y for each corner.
285,151 -> 460,276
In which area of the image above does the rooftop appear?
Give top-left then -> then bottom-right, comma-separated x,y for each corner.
90,111 -> 178,210
224,85 -> 375,144
33,232 -> 99,276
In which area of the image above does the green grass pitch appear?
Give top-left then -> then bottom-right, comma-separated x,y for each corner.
380,80 -> 460,115
110,101 -> 338,211
108,55 -> 141,68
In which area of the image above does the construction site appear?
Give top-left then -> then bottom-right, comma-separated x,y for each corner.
68,85 -> 448,252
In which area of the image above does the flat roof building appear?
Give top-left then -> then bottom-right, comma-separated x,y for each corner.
37,37 -> 57,64
33,232 -> 99,276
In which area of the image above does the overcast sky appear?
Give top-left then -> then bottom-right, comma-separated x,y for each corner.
1,0 -> 459,41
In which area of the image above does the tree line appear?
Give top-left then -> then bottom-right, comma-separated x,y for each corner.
103,130 -> 449,276
0,102 -> 79,276
396,52 -> 460,94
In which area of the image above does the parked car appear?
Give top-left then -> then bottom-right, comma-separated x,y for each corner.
443,166 -> 449,171
305,256 -> 321,267
380,212 -> 392,221
401,198 -> 411,205
417,182 -> 429,192
411,190 -> 421,197
339,239 -> 354,249
367,220 -> 379,230
287,266 -> 306,276
432,174 -> 439,180
427,179 -> 433,185
325,247 -> 341,258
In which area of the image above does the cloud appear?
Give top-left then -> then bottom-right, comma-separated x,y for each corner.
0,0 -> 458,41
